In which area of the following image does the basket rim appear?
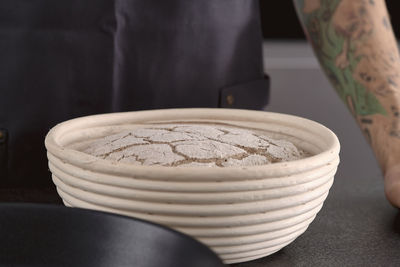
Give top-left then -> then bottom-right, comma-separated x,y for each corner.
45,108 -> 340,180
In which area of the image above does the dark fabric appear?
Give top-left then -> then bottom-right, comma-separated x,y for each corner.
0,204 -> 224,266
0,0 -> 269,186
0,129 -> 7,178
220,75 -> 270,109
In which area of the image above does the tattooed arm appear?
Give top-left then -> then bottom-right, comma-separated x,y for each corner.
293,0 -> 400,207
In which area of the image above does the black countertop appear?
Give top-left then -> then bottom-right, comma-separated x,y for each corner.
3,140 -> 399,267
4,135 -> 398,267
3,153 -> 397,266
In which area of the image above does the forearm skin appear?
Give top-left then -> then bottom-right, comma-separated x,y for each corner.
293,0 -> 400,173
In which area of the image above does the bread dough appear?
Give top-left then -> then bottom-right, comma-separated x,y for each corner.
83,124 -> 307,167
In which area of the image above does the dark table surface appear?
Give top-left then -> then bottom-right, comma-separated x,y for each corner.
3,151 -> 398,267
3,125 -> 399,267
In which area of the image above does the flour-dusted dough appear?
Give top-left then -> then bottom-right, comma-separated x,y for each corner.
83,124 -> 307,167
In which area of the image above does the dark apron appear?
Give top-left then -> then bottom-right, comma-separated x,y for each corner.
0,0 -> 269,187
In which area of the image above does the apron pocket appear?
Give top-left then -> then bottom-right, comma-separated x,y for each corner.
219,75 -> 270,110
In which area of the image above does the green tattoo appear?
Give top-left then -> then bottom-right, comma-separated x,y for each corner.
297,0 -> 387,116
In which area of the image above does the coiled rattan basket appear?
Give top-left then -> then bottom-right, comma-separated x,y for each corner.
45,108 -> 340,264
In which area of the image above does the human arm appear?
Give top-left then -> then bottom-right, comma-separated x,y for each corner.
293,0 -> 400,207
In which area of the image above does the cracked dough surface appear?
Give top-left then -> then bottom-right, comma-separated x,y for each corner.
82,124 -> 307,167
